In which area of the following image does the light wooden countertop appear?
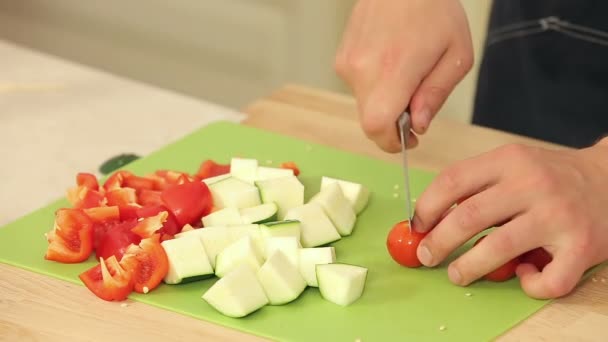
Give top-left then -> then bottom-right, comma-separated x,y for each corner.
1,39 -> 607,341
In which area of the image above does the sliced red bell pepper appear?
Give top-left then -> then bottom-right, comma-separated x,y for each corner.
84,206 -> 120,223
66,186 -> 106,209
76,172 -> 100,191
124,175 -> 156,192
118,205 -> 140,221
161,181 -> 212,227
131,211 -> 168,238
195,159 -> 230,180
136,205 -> 180,236
122,234 -> 169,294
138,189 -> 163,206
106,188 -> 137,206
280,161 -> 300,176
45,208 -> 94,263
96,220 -> 141,261
79,255 -> 134,301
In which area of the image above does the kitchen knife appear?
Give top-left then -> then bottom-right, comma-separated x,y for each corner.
397,111 -> 414,226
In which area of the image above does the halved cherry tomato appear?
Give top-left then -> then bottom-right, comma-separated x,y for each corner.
122,234 -> 169,294
45,209 -> 94,263
96,220 -> 141,261
106,188 -> 137,206
280,161 -> 300,176
474,235 -> 520,282
131,211 -> 168,238
386,220 -> 427,268
79,255 -> 134,301
103,170 -> 133,192
138,189 -> 163,206
520,247 -> 552,272
196,160 -> 230,180
161,181 -> 212,227
76,173 -> 99,191
136,205 -> 180,236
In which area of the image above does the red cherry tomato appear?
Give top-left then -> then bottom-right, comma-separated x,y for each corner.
474,235 -> 520,282
520,247 -> 552,271
386,220 -> 427,268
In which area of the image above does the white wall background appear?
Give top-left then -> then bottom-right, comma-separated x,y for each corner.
0,0 -> 491,123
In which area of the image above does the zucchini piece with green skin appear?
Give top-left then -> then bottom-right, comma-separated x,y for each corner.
202,173 -> 231,186
311,182 -> 357,236
284,203 -> 341,248
215,235 -> 264,278
239,203 -> 278,224
259,220 -> 301,242
257,250 -> 307,305
299,247 -> 336,287
320,176 -> 370,215
255,175 -> 304,220
209,177 -> 261,209
161,236 -> 214,284
230,158 -> 258,184
202,207 -> 243,227
174,226 -> 231,269
316,263 -> 368,306
202,264 -> 269,318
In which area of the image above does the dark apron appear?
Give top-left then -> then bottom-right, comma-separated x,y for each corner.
472,1 -> 608,148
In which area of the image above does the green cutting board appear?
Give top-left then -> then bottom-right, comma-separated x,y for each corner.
0,121 -> 549,341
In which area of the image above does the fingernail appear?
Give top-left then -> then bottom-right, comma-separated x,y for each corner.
418,245 -> 433,266
417,107 -> 432,134
448,264 -> 463,285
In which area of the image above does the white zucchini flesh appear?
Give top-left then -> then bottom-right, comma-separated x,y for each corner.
230,158 -> 258,184
255,166 -> 294,181
202,264 -> 269,318
161,236 -> 214,284
298,247 -> 336,287
316,263 -> 368,306
255,175 -> 304,220
257,250 -> 307,305
264,236 -> 300,267
174,226 -> 231,269
259,220 -> 301,242
202,207 -> 243,227
228,224 -> 265,256
320,176 -> 370,214
209,177 -> 261,209
215,235 -> 265,278
284,203 -> 341,248
201,173 -> 231,186
311,182 -> 357,236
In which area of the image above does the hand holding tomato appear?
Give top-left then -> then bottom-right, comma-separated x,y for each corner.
411,140 -> 608,299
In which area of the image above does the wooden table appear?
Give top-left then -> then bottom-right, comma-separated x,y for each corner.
2,84 -> 607,341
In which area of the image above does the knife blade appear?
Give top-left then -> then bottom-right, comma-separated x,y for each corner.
397,111 -> 414,226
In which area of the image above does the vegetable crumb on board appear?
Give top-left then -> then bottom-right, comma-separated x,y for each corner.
143,286 -> 149,294
439,325 -> 446,331
412,198 -> 417,203
392,193 -> 399,198
393,184 -> 399,190
354,339 -> 362,342
465,292 -> 472,297
120,303 -> 129,308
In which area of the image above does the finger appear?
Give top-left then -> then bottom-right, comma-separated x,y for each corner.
413,151 -> 504,232
416,183 -> 526,267
517,249 -> 589,299
409,40 -> 474,135
446,214 -> 541,285
360,55 -> 425,153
